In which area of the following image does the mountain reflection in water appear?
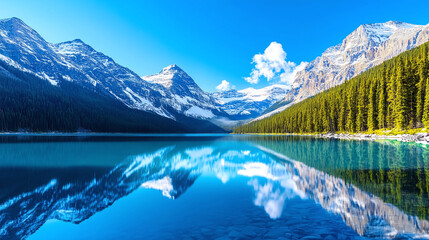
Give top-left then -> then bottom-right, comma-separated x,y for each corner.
249,136 -> 429,220
0,135 -> 428,240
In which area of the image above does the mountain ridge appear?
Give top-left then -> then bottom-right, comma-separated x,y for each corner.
0,17 -> 230,132
213,84 -> 290,119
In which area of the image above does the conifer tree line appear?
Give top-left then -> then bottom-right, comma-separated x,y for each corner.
234,42 -> 429,134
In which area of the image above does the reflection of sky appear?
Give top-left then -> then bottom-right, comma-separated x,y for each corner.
30,176 -> 361,240
6,138 -> 429,240
244,172 -> 306,219
130,144 -> 303,219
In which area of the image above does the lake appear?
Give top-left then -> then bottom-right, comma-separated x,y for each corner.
1,134 -> 429,240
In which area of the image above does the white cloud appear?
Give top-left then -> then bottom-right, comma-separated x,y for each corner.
249,179 -> 287,219
245,42 -> 308,85
248,177 -> 306,219
216,80 -> 231,91
279,61 -> 308,85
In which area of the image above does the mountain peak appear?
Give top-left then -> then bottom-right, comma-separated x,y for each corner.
0,17 -> 46,45
0,17 -> 25,24
0,17 -> 37,33
384,20 -> 406,26
0,17 -> 35,33
360,20 -> 418,31
340,20 -> 422,49
71,38 -> 85,44
161,64 -> 184,74
142,64 -> 193,89
53,39 -> 94,55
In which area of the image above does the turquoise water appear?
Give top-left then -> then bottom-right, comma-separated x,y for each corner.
1,134 -> 429,240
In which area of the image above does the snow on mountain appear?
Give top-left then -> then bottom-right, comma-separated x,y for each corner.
256,20 -> 429,121
141,64 -> 223,119
0,17 -> 226,124
142,64 -> 182,88
213,84 -> 289,119
0,17 -> 64,86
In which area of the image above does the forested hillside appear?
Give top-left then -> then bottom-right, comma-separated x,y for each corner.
235,42 -> 429,134
0,61 -> 225,133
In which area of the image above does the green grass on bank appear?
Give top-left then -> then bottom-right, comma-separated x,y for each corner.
234,128 -> 429,136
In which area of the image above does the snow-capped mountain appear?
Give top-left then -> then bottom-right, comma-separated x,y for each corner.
141,64 -> 224,119
212,84 -> 289,119
0,17 -> 226,129
257,21 -> 429,120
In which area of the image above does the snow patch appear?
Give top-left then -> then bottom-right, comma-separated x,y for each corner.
185,106 -> 215,119
142,73 -> 174,88
141,176 -> 174,199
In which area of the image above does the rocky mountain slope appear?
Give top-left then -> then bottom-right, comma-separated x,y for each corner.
257,20 -> 429,120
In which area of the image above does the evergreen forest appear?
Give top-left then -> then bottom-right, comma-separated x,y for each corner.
234,42 -> 429,134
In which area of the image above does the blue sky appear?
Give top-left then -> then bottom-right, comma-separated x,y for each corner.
1,0 -> 428,92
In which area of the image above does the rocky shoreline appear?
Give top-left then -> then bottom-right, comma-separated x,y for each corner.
317,132 -> 429,145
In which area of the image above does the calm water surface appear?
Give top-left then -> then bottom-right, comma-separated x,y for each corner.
0,134 -> 429,240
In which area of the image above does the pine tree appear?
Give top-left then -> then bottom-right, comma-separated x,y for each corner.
423,78 -> 429,128
404,57 -> 418,128
387,65 -> 397,128
395,58 -> 407,129
378,68 -> 387,129
321,99 -> 329,131
357,80 -> 368,131
368,77 -> 378,131
416,51 -> 428,126
346,85 -> 357,132
306,108 -> 312,132
339,91 -> 347,131
329,95 -> 338,132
